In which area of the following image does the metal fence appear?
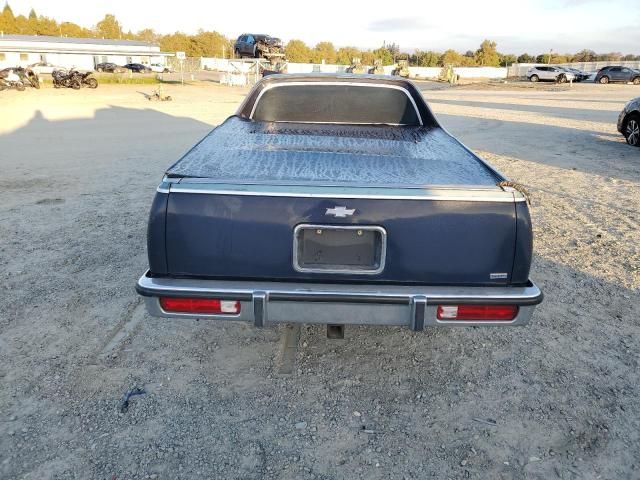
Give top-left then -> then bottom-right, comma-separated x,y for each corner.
200,57 -> 509,80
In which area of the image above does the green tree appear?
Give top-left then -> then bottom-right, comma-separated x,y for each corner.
438,49 -> 463,66
96,14 -> 121,39
28,8 -> 36,19
384,42 -> 400,59
160,32 -> 192,55
285,39 -> 312,62
136,28 -> 158,43
571,49 -> 596,62
312,41 -> 337,64
603,52 -> 622,61
499,53 -> 517,67
536,53 -> 551,63
361,50 -> 375,65
550,53 -> 570,64
474,39 -> 500,66
34,15 -> 59,36
372,46 -> 393,64
415,50 -> 440,67
460,55 -> 477,66
0,2 -> 16,33
13,14 -> 28,33
517,53 -> 534,63
192,30 -> 231,57
336,46 -> 360,65
60,21 -> 91,38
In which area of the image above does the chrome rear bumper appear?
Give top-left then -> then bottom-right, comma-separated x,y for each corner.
136,271 -> 543,330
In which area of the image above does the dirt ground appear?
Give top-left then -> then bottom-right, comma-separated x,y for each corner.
0,81 -> 639,480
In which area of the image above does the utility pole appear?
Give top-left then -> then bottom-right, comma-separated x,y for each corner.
548,48 -> 553,64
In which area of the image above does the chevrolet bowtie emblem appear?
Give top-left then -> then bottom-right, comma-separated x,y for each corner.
325,206 -> 356,218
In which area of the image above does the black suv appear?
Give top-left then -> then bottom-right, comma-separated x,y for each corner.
234,34 -> 283,58
595,66 -> 640,84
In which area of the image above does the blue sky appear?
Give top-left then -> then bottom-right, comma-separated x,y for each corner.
8,0 -> 640,54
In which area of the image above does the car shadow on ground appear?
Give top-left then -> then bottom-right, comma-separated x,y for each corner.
0,106 -> 214,199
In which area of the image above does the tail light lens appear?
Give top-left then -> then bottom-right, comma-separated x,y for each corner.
159,297 -> 241,315
437,304 -> 518,321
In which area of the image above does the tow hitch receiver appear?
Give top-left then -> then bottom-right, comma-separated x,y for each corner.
327,324 -> 345,339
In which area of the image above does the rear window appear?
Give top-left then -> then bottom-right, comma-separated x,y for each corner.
251,84 -> 421,125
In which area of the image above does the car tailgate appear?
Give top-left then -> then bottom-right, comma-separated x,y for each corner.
155,184 -> 524,286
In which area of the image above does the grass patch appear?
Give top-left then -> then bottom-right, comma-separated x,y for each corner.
93,74 -> 160,85
39,73 -> 198,87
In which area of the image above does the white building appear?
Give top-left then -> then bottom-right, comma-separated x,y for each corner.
0,34 -> 171,71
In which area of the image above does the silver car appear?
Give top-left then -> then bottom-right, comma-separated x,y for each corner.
527,65 -> 576,83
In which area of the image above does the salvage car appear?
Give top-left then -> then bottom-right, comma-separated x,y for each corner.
558,66 -> 590,82
618,96 -> 640,146
136,74 -> 543,333
234,34 -> 284,59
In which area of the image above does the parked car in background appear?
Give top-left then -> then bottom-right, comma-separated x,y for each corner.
123,63 -> 152,73
29,62 -> 60,75
147,63 -> 171,73
527,65 -> 575,83
558,66 -> 590,82
595,66 -> 640,84
137,74 -> 543,333
95,62 -> 126,73
234,34 -> 284,59
618,97 -> 640,146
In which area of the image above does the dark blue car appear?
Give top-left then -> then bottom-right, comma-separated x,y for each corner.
136,74 -> 543,333
595,66 -> 640,84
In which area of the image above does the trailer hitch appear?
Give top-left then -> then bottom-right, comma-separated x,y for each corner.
327,324 -> 344,339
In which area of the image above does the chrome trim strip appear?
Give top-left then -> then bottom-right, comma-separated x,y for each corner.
249,81 -> 424,126
292,224 -> 387,275
168,185 -> 524,202
137,273 -> 543,304
156,187 -> 170,194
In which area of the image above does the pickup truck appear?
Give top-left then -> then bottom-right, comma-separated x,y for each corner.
136,74 -> 543,332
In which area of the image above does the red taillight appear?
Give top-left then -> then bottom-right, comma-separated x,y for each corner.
159,297 -> 241,315
436,304 -> 518,321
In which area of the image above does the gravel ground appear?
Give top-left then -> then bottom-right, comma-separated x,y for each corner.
0,81 -> 639,480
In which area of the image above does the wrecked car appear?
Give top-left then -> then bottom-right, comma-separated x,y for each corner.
136,74 -> 543,333
234,34 -> 285,59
